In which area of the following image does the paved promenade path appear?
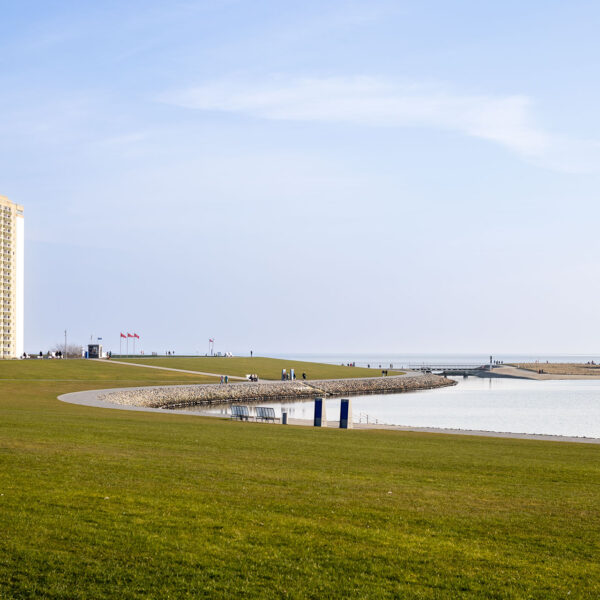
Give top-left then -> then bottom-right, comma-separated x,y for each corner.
91,358 -> 248,381
58,387 -> 600,445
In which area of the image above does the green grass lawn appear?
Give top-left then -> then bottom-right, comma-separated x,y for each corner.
1,361 -> 599,598
116,356 -> 397,380
0,358 -> 217,386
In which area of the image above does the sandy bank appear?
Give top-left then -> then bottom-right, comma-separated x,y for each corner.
496,365 -> 600,380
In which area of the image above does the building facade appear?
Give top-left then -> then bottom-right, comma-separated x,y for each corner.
0,196 -> 24,358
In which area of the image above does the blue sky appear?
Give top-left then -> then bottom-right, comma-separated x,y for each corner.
2,1 -> 600,355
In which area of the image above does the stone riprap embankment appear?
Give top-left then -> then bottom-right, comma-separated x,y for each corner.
99,374 -> 455,409
306,375 -> 454,396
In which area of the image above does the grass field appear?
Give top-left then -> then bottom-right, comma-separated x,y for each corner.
1,360 -> 599,598
117,356 -> 394,380
0,358 -> 217,386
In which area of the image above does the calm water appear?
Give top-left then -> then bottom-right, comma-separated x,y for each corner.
181,377 -> 600,438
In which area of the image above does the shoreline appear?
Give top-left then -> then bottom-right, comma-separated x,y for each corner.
95,374 -> 455,409
57,387 -> 600,445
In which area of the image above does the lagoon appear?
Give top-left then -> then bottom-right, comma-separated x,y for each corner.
181,376 -> 600,438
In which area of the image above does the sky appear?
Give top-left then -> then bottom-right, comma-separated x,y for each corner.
2,0 -> 600,356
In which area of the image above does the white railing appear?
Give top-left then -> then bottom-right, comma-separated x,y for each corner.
357,412 -> 379,425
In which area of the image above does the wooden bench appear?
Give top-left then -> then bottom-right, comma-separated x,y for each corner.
230,405 -> 252,421
255,406 -> 279,423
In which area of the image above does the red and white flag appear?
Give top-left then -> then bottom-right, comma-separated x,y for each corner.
133,333 -> 140,339
127,333 -> 134,338
120,333 -> 126,338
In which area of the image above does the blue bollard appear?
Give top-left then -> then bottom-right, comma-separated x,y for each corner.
339,398 -> 352,429
314,398 -> 326,427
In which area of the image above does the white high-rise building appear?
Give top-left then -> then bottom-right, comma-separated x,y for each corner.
0,196 -> 24,358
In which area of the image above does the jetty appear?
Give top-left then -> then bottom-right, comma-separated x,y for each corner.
97,373 -> 455,409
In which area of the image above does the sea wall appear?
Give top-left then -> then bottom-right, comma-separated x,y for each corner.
100,374 -> 455,409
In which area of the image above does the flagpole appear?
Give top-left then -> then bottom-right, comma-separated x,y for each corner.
133,335 -> 136,356
120,334 -> 122,357
126,335 -> 129,357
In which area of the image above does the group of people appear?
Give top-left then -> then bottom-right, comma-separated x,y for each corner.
280,369 -> 308,381
281,368 -> 296,381
35,350 -> 63,359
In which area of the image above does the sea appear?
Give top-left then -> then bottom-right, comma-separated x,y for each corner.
276,353 -> 600,369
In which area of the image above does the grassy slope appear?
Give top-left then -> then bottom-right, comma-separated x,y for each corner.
117,356 -> 396,380
0,362 -> 599,598
0,359 -> 217,386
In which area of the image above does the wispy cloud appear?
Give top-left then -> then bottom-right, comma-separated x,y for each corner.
161,76 -> 597,172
